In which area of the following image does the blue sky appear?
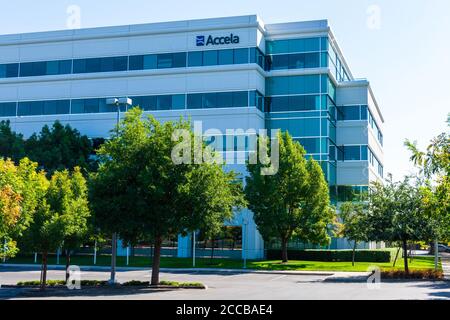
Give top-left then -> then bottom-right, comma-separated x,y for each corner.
1,0 -> 449,179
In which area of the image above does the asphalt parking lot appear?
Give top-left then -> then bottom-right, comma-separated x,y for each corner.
0,266 -> 449,300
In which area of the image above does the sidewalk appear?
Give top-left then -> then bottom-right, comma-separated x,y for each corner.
0,263 -> 369,277
441,253 -> 450,280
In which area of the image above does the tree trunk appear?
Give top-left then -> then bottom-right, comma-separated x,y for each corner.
210,239 -> 215,263
281,238 -> 288,263
65,250 -> 71,282
40,251 -> 48,290
151,236 -> 163,286
402,239 -> 409,273
393,246 -> 401,267
352,240 -> 357,267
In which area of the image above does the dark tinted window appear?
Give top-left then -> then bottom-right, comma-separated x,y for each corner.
20,62 -> 46,77
204,93 -> 217,108
360,105 -> 368,120
361,145 -> 368,161
344,146 -> 361,161
129,55 -> 144,70
218,49 -> 233,65
343,106 -> 360,120
0,102 -> 16,117
172,52 -> 186,68
203,50 -> 218,66
18,101 -> 44,116
0,63 -> 19,78
43,100 -> 70,115
188,51 -> 203,67
232,92 -> 248,107
233,48 -> 248,64
216,92 -> 233,108
187,94 -> 203,109
157,95 -> 172,110
296,138 -> 320,154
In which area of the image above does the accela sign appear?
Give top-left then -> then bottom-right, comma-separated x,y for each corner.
196,34 -> 240,46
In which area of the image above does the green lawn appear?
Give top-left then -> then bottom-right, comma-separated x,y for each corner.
4,254 -> 441,272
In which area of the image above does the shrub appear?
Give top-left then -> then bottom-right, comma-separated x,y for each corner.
266,249 -> 392,262
17,280 -> 108,287
122,280 -> 150,286
381,269 -> 443,280
159,280 -> 205,288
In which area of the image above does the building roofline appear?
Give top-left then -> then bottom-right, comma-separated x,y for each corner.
0,15 -> 264,46
328,28 -> 354,81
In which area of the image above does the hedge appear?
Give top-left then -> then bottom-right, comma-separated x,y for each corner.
266,249 -> 392,262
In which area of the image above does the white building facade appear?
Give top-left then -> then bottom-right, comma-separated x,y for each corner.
0,15 -> 384,259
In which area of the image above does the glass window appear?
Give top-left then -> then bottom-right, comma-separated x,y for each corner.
43,100 -> 70,115
344,146 -> 361,161
343,106 -> 360,120
129,55 -> 144,70
329,145 -> 336,161
99,99 -> 114,113
266,40 -> 289,54
140,96 -> 157,111
0,102 -> 16,117
266,76 -> 289,95
204,93 -> 217,108
289,75 -> 321,95
203,50 -> 218,66
84,99 -> 100,113
157,54 -> 173,69
157,95 -> 172,110
73,59 -> 87,73
172,52 -> 186,68
20,62 -> 46,77
0,63 -> 19,78
233,48 -> 248,64
59,60 -> 72,74
269,96 -> 290,112
218,49 -> 233,65
112,56 -> 128,71
188,51 -> 203,67
232,92 -> 248,107
85,58 -> 102,73
361,145 -> 368,161
270,55 -> 289,70
46,61 -> 59,75
296,138 -> 320,154
360,105 -> 368,120
71,99 -> 84,114
143,55 -> 157,70
216,92 -> 233,108
250,48 -> 265,68
18,101 -> 44,116
289,38 -> 320,53
172,95 -> 185,110
187,94 -> 203,109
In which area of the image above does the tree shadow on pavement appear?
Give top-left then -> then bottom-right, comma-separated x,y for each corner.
5,286 -> 193,299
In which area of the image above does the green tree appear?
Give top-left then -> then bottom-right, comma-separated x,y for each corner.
21,168 -> 90,289
0,158 -> 48,259
339,202 -> 368,266
25,121 -> 94,174
89,108 -> 244,285
0,120 -> 25,162
405,116 -> 450,244
245,131 -> 336,263
367,177 -> 432,273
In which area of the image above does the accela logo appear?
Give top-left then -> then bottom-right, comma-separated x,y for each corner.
196,34 -> 240,46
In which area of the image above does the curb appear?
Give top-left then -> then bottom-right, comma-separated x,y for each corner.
0,263 -> 342,276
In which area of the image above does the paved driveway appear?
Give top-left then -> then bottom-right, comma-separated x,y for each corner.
1,266 -> 449,300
